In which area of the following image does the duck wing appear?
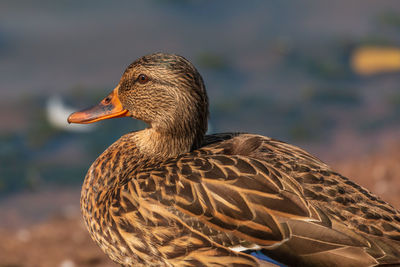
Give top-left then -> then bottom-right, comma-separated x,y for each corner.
114,134 -> 400,266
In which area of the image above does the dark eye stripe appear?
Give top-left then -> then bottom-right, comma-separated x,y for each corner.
122,76 -> 175,91
135,76 -> 174,87
130,76 -> 147,85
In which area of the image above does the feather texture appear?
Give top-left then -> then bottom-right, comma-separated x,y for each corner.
80,133 -> 400,266
71,53 -> 400,266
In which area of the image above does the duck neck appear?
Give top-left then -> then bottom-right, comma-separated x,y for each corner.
133,125 -> 204,159
134,98 -> 208,158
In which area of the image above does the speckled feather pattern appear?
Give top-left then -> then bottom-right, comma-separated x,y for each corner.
81,133 -> 400,266
76,53 -> 400,267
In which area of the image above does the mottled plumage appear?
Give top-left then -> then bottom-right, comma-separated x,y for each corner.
69,53 -> 400,267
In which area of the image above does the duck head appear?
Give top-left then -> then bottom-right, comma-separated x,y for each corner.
68,53 -> 209,150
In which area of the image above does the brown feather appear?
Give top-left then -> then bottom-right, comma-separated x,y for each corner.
76,53 -> 400,266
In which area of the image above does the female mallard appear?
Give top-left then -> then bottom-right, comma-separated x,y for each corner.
68,53 -> 400,267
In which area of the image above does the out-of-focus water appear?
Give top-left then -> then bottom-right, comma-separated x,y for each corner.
1,0 -> 400,195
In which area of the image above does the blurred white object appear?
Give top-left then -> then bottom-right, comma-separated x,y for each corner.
46,96 -> 95,132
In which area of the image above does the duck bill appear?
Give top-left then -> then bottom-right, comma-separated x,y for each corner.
67,86 -> 129,124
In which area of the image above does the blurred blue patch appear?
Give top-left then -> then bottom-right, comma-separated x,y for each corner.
249,250 -> 287,267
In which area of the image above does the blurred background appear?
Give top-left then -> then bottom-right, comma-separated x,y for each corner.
1,0 -> 400,266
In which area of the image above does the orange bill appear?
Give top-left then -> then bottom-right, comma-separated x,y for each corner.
67,86 -> 129,124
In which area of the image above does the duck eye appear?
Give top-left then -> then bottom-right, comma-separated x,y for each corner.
138,74 -> 149,84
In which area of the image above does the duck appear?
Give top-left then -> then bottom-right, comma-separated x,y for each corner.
68,53 -> 400,267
